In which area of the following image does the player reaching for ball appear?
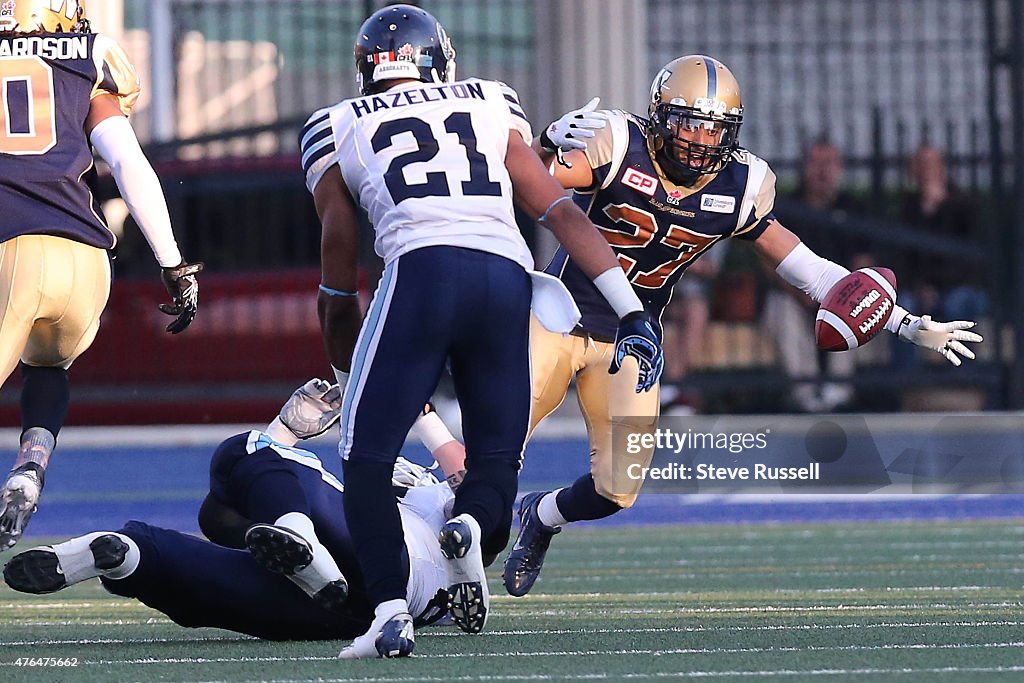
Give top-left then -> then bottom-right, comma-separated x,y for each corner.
502,54 -> 984,598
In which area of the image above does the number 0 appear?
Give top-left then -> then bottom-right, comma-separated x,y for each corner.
1,56 -> 58,155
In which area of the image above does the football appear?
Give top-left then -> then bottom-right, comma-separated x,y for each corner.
814,267 -> 898,351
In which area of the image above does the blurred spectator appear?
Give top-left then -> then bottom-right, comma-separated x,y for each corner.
898,144 -> 989,323
763,140 -> 872,412
660,242 -> 728,414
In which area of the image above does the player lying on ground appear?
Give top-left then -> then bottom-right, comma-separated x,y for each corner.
502,54 -> 984,597
2,381 -> 467,643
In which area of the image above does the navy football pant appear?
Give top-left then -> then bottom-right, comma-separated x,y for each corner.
340,246 -> 531,605
102,520 -> 367,640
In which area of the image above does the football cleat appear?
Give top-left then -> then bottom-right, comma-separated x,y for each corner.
375,613 -> 416,658
438,513 -> 489,634
339,606 -> 415,659
3,534 -> 128,594
245,524 -> 348,610
502,491 -> 561,597
0,462 -> 45,551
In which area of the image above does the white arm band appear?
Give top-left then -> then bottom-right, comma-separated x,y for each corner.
593,267 -> 643,318
775,242 -> 850,303
90,115 -> 182,268
884,304 -> 917,335
412,410 -> 456,453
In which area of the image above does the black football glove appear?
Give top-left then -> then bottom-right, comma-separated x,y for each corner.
159,261 -> 204,334
609,310 -> 665,393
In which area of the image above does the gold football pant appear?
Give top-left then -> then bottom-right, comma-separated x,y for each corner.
528,316 -> 659,507
0,234 -> 111,385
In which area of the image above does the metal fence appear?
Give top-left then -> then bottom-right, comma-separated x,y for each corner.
82,0 -> 1022,414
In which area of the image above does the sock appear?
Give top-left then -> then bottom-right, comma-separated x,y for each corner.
376,598 -> 410,619
275,512 -> 342,592
343,458 -> 409,604
15,428 -> 55,471
20,364 -> 69,439
51,532 -> 140,583
275,512 -> 317,544
537,488 -> 569,527
103,534 -> 141,579
554,474 -> 622,522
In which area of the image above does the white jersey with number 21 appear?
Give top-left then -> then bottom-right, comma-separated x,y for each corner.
301,78 -> 534,270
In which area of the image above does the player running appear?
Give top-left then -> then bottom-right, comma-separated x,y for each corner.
0,0 -> 202,551
502,55 -> 984,597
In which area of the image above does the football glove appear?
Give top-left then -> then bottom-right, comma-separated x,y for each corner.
610,311 -> 665,393
159,261 -> 204,334
392,457 -> 441,489
539,97 -> 609,155
895,314 -> 983,366
278,379 -> 342,439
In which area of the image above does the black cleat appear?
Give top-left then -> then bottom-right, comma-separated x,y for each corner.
3,534 -> 128,594
502,491 -> 561,597
245,524 -> 313,574
245,524 -> 348,608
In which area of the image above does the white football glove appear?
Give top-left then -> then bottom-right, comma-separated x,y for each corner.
895,314 -> 984,366
391,457 -> 441,489
540,97 -> 609,153
278,378 -> 342,438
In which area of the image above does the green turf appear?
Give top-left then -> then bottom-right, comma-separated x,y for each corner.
2,520 -> 1023,682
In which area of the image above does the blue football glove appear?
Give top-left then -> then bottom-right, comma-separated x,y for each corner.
609,311 -> 665,393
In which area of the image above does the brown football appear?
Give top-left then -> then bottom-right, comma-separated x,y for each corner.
815,268 -> 898,351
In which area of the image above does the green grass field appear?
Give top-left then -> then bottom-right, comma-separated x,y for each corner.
2,520 -> 1023,682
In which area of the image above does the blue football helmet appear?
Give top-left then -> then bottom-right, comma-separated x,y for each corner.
353,4 -> 456,96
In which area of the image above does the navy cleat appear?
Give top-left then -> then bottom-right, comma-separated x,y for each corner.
374,613 -> 416,658
245,524 -> 348,610
502,491 -> 561,597
339,605 -> 415,659
3,533 -> 128,594
438,513 -> 489,634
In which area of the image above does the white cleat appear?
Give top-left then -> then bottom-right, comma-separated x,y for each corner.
437,513 -> 489,634
338,602 -> 415,659
0,464 -> 44,551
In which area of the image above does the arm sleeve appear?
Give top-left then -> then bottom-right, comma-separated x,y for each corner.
775,242 -> 851,303
89,116 -> 182,267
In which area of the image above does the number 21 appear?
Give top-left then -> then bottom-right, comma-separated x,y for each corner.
371,112 -> 501,204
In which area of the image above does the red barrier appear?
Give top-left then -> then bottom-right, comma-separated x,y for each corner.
0,268 -> 373,425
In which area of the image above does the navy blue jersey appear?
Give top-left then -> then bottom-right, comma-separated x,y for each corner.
544,110 -> 777,339
0,33 -> 140,247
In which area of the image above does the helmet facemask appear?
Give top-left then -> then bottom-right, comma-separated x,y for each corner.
650,102 -> 741,186
646,55 -> 744,186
